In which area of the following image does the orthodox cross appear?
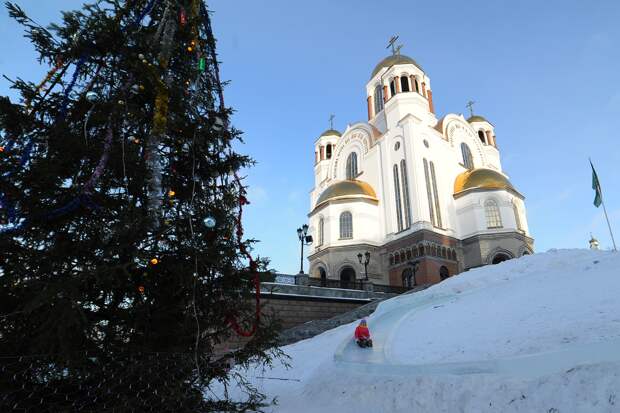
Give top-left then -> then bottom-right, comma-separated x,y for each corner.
329,114 -> 335,130
386,35 -> 400,55
466,100 -> 476,117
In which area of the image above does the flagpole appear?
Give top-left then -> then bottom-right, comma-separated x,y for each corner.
600,198 -> 618,252
591,158 -> 617,252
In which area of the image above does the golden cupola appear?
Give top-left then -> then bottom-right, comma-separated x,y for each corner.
315,180 -> 378,209
454,168 -> 515,195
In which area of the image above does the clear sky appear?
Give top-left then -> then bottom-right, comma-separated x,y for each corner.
2,1 -> 620,274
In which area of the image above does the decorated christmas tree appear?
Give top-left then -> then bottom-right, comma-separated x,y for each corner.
0,1 -> 281,411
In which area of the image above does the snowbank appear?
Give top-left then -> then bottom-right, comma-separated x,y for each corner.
227,249 -> 620,412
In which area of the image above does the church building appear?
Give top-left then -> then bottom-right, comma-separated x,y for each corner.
307,46 -> 534,288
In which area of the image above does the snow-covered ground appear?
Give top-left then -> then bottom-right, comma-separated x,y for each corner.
227,249 -> 620,412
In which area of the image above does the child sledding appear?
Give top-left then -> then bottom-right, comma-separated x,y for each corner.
354,319 -> 373,348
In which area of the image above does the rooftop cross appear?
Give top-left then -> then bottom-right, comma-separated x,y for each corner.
386,35 -> 400,55
329,114 -> 335,130
466,100 -> 476,118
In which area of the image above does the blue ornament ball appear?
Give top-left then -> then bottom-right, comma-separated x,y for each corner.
204,216 -> 216,228
85,91 -> 98,103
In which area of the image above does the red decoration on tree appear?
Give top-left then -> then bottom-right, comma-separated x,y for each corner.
179,7 -> 187,26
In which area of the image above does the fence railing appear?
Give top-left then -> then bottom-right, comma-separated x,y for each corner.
272,273 -> 411,295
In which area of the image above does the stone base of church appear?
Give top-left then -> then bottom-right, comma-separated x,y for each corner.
461,231 -> 534,270
308,229 -> 534,289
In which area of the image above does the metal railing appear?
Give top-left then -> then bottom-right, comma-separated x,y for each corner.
272,273 -> 411,295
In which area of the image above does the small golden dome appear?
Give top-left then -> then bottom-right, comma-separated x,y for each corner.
454,168 -> 514,194
319,129 -> 341,138
370,54 -> 423,79
467,115 -> 489,123
315,180 -> 378,208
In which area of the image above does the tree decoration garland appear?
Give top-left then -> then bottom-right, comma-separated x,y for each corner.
226,172 -> 261,338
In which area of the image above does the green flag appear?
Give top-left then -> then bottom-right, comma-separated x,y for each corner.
590,160 -> 602,207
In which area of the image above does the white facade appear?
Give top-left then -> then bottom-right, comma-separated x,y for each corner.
308,52 -> 533,286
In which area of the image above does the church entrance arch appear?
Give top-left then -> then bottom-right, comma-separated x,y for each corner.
492,253 -> 511,265
340,266 -> 356,289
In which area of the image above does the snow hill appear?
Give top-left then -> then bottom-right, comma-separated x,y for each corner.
230,249 -> 620,412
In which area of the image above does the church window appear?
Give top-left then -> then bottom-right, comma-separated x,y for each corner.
400,76 -> 410,92
339,211 -> 353,239
374,85 -> 384,114
389,79 -> 396,97
430,161 -> 443,228
345,152 -> 358,179
318,217 -> 324,246
414,78 -> 420,93
461,143 -> 474,170
513,200 -> 523,231
478,130 -> 486,144
406,249 -> 412,260
393,164 -> 404,232
400,160 -> 412,229
418,245 -> 425,256
326,144 -> 332,159
485,199 -> 503,229
423,158 -> 436,226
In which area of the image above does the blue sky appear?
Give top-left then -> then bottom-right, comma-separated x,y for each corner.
1,1 -> 620,273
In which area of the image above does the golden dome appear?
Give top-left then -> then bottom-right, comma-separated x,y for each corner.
319,129 -> 341,138
454,168 -> 514,194
370,54 -> 423,79
467,115 -> 489,123
315,180 -> 378,208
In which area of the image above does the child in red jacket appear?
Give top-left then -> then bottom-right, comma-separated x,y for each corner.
354,319 -> 373,348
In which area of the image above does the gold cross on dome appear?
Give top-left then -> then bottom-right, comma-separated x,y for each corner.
329,114 -> 335,130
386,35 -> 400,55
466,100 -> 476,117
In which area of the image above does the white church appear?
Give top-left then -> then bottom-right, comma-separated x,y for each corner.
307,47 -> 534,288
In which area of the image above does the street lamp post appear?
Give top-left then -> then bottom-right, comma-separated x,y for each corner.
297,224 -> 313,274
357,251 -> 370,280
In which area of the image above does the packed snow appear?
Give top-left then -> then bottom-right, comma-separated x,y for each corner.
225,249 -> 620,412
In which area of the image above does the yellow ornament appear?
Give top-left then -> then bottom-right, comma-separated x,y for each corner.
168,190 -> 176,197
187,46 -> 193,52
150,258 -> 159,265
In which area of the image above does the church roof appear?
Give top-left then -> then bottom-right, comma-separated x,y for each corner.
319,129 -> 341,138
315,180 -> 378,209
370,54 -> 423,79
467,115 -> 489,123
454,168 -> 514,194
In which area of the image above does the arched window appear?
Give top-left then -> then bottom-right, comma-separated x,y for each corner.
339,211 -> 353,239
393,164 -> 404,231
389,79 -> 396,97
423,158 -> 436,225
345,152 -> 358,179
326,144 -> 332,159
318,217 -> 324,246
513,201 -> 523,231
430,161 -> 442,228
460,143 -> 474,170
478,130 -> 486,144
374,84 -> 384,114
418,245 -> 424,256
414,78 -> 420,93
406,249 -> 412,260
400,160 -> 412,229
439,266 -> 449,280
484,199 -> 503,229
400,76 -> 410,92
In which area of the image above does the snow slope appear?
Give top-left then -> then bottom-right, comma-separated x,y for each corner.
228,250 -> 620,412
